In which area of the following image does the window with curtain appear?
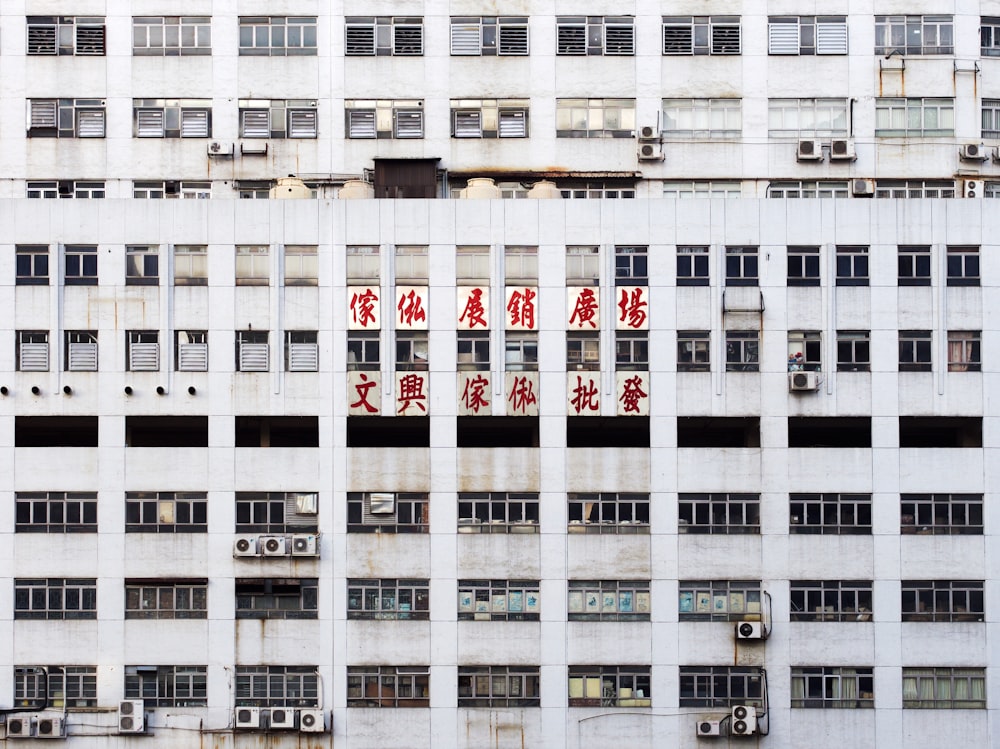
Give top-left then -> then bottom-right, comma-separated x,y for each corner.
902,668 -> 986,708
790,667 -> 873,708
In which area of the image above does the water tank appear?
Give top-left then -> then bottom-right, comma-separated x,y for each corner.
338,179 -> 375,199
462,177 -> 502,199
526,180 -> 562,199
269,177 -> 311,199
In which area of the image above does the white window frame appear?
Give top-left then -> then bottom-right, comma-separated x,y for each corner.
557,16 -> 634,56
555,98 -> 635,138
132,16 -> 211,55
239,100 -> 317,139
768,17 -> 847,55
345,100 -> 424,139
176,331 -> 208,371
451,99 -> 528,138
235,245 -> 269,285
875,98 -> 954,137
768,181 -> 849,198
983,17 -> 1000,56
768,98 -> 849,138
662,98 -> 741,138
27,16 -> 105,55
28,98 -> 105,138
875,15 -> 953,55
285,331 -> 319,372
238,17 -> 317,56
662,16 -> 741,55
791,668 -> 874,708
874,180 -> 956,198
345,17 -> 423,56
662,181 -> 741,198
133,100 -> 212,138
982,99 -> 1000,138
450,17 -> 529,56
17,331 -> 50,372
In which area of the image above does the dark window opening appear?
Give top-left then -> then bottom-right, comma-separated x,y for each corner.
125,416 -> 208,447
566,417 -> 650,447
235,416 -> 319,447
15,416 -> 98,447
677,417 -> 760,447
347,417 -> 430,447
457,416 -> 539,447
899,417 -> 982,448
788,417 -> 871,447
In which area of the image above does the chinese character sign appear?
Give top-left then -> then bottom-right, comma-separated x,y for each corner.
567,372 -> 601,415
616,371 -> 649,416
616,286 -> 649,330
395,371 -> 428,416
396,286 -> 428,330
347,371 -> 381,415
348,287 -> 381,330
457,287 -> 490,330
505,286 -> 538,330
457,372 -> 491,416
505,372 -> 539,416
567,287 -> 600,329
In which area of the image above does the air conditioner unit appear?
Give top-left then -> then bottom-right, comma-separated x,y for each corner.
963,179 -> 983,198
207,142 -> 233,157
788,371 -> 819,392
118,700 -> 145,734
235,707 -> 261,729
960,143 -> 988,161
829,138 -> 856,160
696,719 -> 722,737
6,716 -> 32,738
736,620 -> 765,639
298,709 -> 325,733
730,705 -> 757,736
33,715 -> 64,739
638,125 -> 659,140
290,534 -> 318,557
268,708 -> 297,730
260,535 -> 288,556
234,534 -> 259,557
851,178 -> 875,197
637,143 -> 664,161
796,139 -> 824,161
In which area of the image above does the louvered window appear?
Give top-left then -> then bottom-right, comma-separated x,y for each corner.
76,110 -> 105,137
348,110 -> 376,138
18,333 -> 49,372
66,333 -> 98,372
712,25 -> 741,54
604,23 -> 634,55
393,24 -> 423,55
394,111 -> 423,138
136,109 -> 165,137
29,101 -> 57,130
27,24 -> 57,54
344,24 -> 375,55
768,20 -> 800,54
128,332 -> 160,372
769,17 -> 847,55
345,18 -> 423,55
181,110 -> 209,137
498,21 -> 529,55
499,110 -> 527,138
557,23 -> 586,54
239,344 -> 269,372
27,17 -> 104,55
663,17 -> 741,55
662,25 -> 692,54
287,332 -> 319,372
816,20 -> 848,54
454,111 -> 482,138
241,110 -> 270,138
177,332 -> 208,372
451,21 -> 481,54
288,109 -> 317,138
75,24 -> 105,55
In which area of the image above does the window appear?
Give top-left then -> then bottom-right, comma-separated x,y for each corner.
347,492 -> 428,533
175,331 -> 208,372
126,492 -> 208,533
983,18 -> 1000,56
16,492 -> 96,533
790,494 -> 872,534
768,181 -> 850,198
902,581 -> 983,622
239,17 -> 316,55
836,246 -> 868,286
875,180 -> 956,198
725,331 -> 759,372
451,99 -> 528,138
285,331 -> 318,372
790,581 -> 872,622
566,246 -> 599,283
504,334 -> 538,372
947,246 -> 979,287
676,246 -> 709,286
347,245 -> 379,283
902,494 -> 982,534
65,331 -> 98,372
557,16 -> 634,55
282,245 -> 318,286
133,100 -> 210,138
27,16 -> 104,55
235,667 -> 318,707
568,667 -> 650,707
125,580 -> 208,619
679,494 -> 759,534
347,332 -> 380,371
768,17 -> 847,55
347,579 -> 429,620
126,245 -> 158,285
567,333 -> 599,371
677,331 -> 710,372
561,182 -> 636,199
345,17 -> 423,56
947,331 -> 981,372
65,245 -> 97,285
235,579 -> 317,619
174,245 -> 207,285
663,16 -> 741,55
394,245 -> 428,283
28,99 -> 105,138
725,246 -> 758,286
457,667 -> 540,707
568,581 -> 649,621
235,492 -> 317,534
237,183 -> 272,199
899,330 -> 932,372
134,180 -> 211,199
987,181 -> 1000,198
345,100 -> 423,139
504,246 -> 537,282
235,245 -> 269,285
903,668 -> 986,708
236,331 -> 269,372
898,245 -> 931,286
768,98 -> 849,137
679,667 -> 764,707
615,245 -> 647,285
791,668 -> 874,708
662,99 -> 741,138
983,99 -> 1000,138
459,580 -> 540,621
616,333 -> 648,371
875,98 -> 954,137
457,246 -> 490,283
458,492 -> 539,533
14,667 -> 97,709
556,99 -> 635,138
132,17 -> 211,55
239,100 -> 317,138
678,581 -> 761,621
15,579 -> 97,620
17,331 -> 50,372
458,332 -> 490,371
126,666 -> 207,707
663,181 -> 742,198
450,17 -> 528,55
788,331 -> 821,372
16,245 -> 49,285
875,16 -> 953,55
567,492 -> 650,533
395,332 -> 428,371
347,667 -> 429,707
788,246 -> 820,286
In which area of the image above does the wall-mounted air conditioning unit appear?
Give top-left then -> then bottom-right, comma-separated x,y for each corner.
638,125 -> 659,141
118,700 -> 145,734
260,535 -> 288,556
235,707 -> 261,729
696,719 -> 722,737
5,716 -> 32,738
788,371 -> 819,392
730,705 -> 757,736
963,179 -> 983,198
290,534 -> 318,556
268,708 -> 297,730
736,620 -> 765,639
829,139 -> 856,161
207,142 -> 234,157
851,178 -> 874,197
33,715 -> 64,739
638,143 -> 664,161
234,535 -> 258,557
298,709 -> 325,733
796,139 -> 823,161
960,143 -> 988,161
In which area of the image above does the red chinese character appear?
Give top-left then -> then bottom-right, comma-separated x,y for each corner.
618,288 -> 648,329
570,375 -> 600,414
569,288 -> 599,329
350,288 -> 379,328
350,373 -> 379,413
397,289 -> 427,326
459,288 -> 488,328
506,288 -> 536,328
619,374 -> 648,414
396,373 -> 428,414
507,375 -> 538,414
461,374 -> 490,414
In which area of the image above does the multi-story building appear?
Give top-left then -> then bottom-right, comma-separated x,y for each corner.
0,3 -> 998,748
